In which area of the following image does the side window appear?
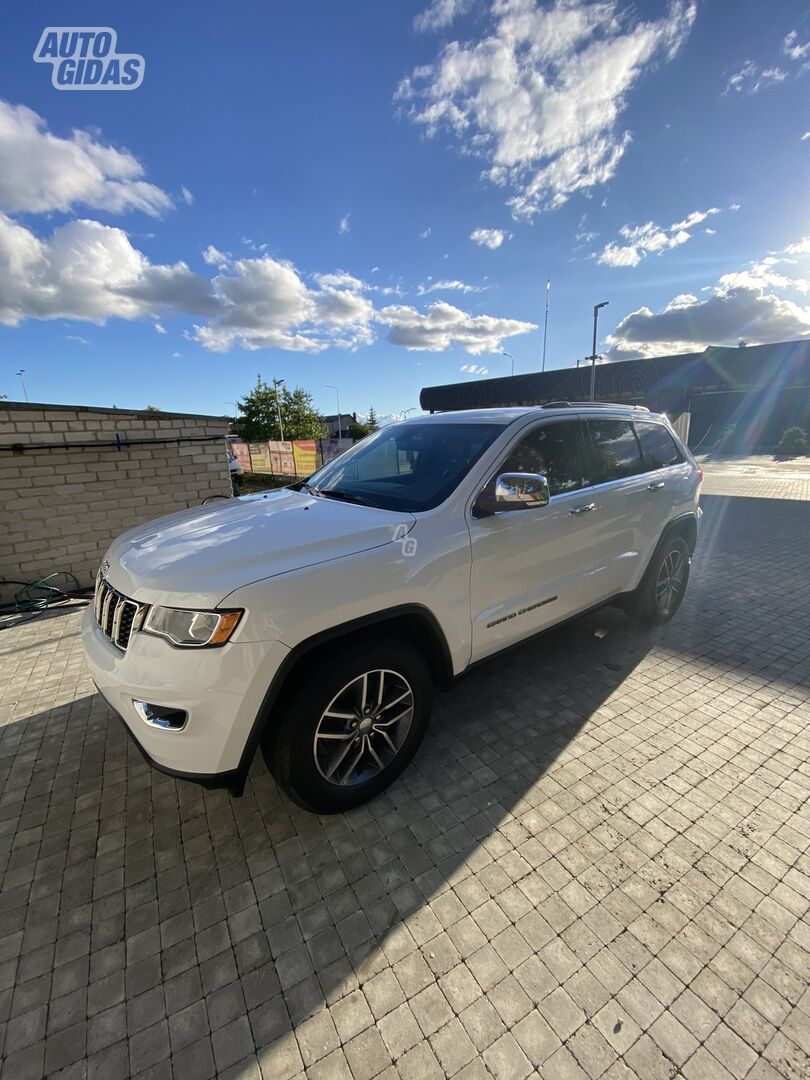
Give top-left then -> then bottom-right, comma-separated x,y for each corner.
636,421 -> 684,470
498,421 -> 583,496
586,420 -> 643,483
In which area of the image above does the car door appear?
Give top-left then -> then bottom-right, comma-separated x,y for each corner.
580,416 -> 655,597
633,420 -> 695,553
467,418 -> 605,662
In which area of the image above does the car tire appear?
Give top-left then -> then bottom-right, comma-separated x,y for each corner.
264,637 -> 433,813
630,534 -> 691,625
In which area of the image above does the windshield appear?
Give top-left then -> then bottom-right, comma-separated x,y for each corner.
299,422 -> 505,512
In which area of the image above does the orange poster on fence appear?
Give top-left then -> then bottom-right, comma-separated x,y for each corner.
292,440 -> 319,476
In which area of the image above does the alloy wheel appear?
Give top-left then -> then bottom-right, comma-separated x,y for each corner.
655,549 -> 687,615
313,669 -> 415,787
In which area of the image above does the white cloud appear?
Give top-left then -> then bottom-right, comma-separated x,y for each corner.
414,0 -> 472,33
460,363 -> 490,375
723,61 -> 786,94
66,334 -> 90,345
419,226 -> 432,238
417,278 -> 482,294
802,131 -> 810,141
180,186 -> 194,206
783,30 -> 809,62
1,211 -> 535,356
598,207 -> 720,267
605,237 -> 810,357
242,236 -> 269,253
338,213 -> 351,235
729,202 -> 741,211
202,244 -> 230,269
724,32 -> 808,94
470,227 -> 509,249
0,100 -> 172,217
704,227 -> 716,235
378,300 -> 535,354
398,0 -> 696,217
0,214 -> 213,327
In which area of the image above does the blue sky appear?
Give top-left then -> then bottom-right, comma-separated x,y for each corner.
1,0 -> 808,421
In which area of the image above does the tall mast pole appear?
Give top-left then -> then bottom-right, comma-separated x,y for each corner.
541,278 -> 550,372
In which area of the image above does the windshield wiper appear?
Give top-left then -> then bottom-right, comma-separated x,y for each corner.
318,489 -> 374,507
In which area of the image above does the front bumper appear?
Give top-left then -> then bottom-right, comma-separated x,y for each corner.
81,606 -> 290,784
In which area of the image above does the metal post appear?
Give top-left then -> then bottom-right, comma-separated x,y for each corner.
587,302 -> 608,401
272,377 -> 285,442
501,352 -> 514,376
326,384 -> 341,437
541,278 -> 550,372
16,369 -> 28,402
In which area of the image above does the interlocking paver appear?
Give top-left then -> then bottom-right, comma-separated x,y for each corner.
1,490 -> 809,1079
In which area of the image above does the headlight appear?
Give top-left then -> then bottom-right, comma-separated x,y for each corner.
142,606 -> 242,648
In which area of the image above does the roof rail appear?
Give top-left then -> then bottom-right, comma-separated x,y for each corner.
541,400 -> 651,412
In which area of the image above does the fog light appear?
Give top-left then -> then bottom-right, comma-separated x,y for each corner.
133,701 -> 187,731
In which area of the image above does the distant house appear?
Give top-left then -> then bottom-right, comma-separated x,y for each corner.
324,412 -> 357,438
420,339 -> 810,450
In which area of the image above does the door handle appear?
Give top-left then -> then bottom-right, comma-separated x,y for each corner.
569,503 -> 596,516
647,480 -> 666,491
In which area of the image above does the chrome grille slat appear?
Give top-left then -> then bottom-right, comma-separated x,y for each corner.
101,588 -> 115,635
111,596 -> 125,644
94,576 -> 142,652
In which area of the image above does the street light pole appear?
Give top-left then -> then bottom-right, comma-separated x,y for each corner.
501,352 -> 515,376
16,369 -> 28,403
587,302 -> 609,401
272,377 -> 285,442
326,384 -> 341,437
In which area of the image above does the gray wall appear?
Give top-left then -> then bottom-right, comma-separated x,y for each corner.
1,403 -> 231,605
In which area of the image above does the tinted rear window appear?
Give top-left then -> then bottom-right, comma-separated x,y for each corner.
586,420 -> 643,483
636,421 -> 684,470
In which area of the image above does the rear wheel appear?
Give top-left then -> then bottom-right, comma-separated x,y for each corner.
630,534 -> 691,625
264,637 -> 432,813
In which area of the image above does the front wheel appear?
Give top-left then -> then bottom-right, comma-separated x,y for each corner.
630,535 -> 691,625
264,637 -> 432,813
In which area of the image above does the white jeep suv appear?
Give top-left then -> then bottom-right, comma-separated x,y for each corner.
82,403 -> 702,812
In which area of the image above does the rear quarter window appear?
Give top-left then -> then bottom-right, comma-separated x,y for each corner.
636,421 -> 685,470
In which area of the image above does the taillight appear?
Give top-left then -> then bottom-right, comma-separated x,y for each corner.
697,469 -> 704,482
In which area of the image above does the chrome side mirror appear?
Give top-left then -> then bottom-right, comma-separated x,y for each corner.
474,472 -> 550,517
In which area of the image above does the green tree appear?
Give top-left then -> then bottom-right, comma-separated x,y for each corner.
347,419 -> 370,440
235,375 -> 326,441
366,406 -> 379,432
144,404 -> 160,412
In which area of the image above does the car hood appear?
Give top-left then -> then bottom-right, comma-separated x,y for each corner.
105,489 -> 415,607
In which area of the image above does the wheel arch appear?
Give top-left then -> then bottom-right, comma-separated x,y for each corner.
237,605 -> 454,773
663,511 -> 698,555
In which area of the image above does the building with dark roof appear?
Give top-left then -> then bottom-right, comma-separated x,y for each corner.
420,339 -> 810,450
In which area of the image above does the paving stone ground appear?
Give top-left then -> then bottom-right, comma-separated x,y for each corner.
1,489 -> 809,1080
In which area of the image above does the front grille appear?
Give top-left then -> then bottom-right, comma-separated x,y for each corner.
94,577 -> 144,651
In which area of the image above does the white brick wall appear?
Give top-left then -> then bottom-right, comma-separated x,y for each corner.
0,403 -> 232,604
